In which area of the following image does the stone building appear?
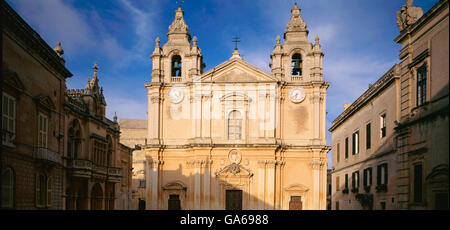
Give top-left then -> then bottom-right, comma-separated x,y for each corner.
394,0 -> 449,210
329,65 -> 401,210
63,63 -> 133,210
1,0 -> 72,209
117,118 -> 147,210
137,3 -> 330,210
1,1 -> 133,210
329,0 -> 449,210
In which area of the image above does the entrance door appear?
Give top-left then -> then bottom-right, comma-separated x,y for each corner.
226,190 -> 242,210
289,196 -> 303,210
168,194 -> 181,210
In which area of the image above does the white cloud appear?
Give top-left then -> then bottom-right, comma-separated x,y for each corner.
10,0 -> 94,53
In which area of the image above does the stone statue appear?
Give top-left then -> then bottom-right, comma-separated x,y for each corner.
396,0 -> 423,31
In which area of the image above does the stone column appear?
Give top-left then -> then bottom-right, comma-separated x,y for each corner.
257,160 -> 266,209
202,160 -> 212,209
149,159 -> 161,210
266,160 -> 276,209
194,160 -> 202,209
311,159 -> 323,209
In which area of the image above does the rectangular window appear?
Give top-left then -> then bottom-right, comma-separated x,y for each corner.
38,113 -> 48,148
2,93 -> 16,145
380,114 -> 386,138
345,138 -> 349,159
363,168 -> 372,187
414,164 -> 423,203
366,123 -> 371,150
139,179 -> 146,188
336,176 -> 340,192
336,143 -> 340,163
352,171 -> 360,189
93,140 -> 107,165
417,65 -> 427,106
377,163 -> 388,185
345,174 -> 348,189
352,131 -> 359,155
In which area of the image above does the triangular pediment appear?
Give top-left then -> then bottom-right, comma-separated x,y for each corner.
2,71 -> 26,92
200,59 -> 277,83
34,94 -> 56,110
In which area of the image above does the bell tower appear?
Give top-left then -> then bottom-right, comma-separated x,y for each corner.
150,6 -> 205,83
270,3 -> 324,83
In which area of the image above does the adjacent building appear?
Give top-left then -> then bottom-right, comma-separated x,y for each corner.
329,65 -> 401,210
330,0 -> 449,210
137,3 -> 330,210
394,0 -> 449,210
1,1 -> 133,210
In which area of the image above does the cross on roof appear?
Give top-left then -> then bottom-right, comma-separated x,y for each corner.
232,36 -> 241,50
176,0 -> 184,7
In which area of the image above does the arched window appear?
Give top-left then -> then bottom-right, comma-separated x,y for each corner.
172,55 -> 182,77
292,53 -> 302,76
1,167 -> 15,209
228,110 -> 242,140
68,120 -> 81,160
35,173 -> 52,208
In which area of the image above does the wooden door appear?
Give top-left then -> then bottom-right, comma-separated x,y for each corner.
226,190 -> 242,210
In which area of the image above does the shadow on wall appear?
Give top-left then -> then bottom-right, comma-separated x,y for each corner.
131,162 -> 308,210
333,83 -> 449,210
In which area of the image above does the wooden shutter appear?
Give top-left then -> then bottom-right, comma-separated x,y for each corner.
47,176 -> 52,207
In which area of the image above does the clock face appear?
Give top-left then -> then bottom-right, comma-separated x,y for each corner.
168,87 -> 184,104
289,87 -> 306,103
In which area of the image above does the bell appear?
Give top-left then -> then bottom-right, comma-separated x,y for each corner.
293,60 -> 301,69
173,61 -> 179,68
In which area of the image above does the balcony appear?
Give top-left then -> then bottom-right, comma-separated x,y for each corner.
376,184 -> 388,193
291,76 -> 302,81
351,188 -> 359,193
342,188 -> 349,194
68,159 -> 93,178
34,147 -> 62,165
2,130 -> 16,147
171,77 -> 182,83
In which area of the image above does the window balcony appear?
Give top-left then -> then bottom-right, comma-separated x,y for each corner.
291,76 -> 302,81
376,184 -> 388,193
171,77 -> 182,83
34,147 -> 62,165
68,159 -> 93,178
342,188 -> 349,194
2,130 -> 15,147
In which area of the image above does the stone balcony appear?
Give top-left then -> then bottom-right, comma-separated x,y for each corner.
34,147 -> 62,165
68,159 -> 93,178
171,77 -> 182,83
291,76 -> 302,81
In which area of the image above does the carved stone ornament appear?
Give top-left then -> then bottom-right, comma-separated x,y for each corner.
285,3 -> 307,33
168,87 -> 184,104
228,149 -> 242,164
396,0 -> 423,31
168,7 -> 190,34
289,87 -> 306,103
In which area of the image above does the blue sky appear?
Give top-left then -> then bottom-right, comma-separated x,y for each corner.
7,0 -> 438,166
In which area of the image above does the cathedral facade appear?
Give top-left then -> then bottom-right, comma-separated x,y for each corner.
138,3 -> 330,210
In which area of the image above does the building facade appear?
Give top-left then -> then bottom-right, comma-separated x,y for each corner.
1,1 -> 133,210
394,0 -> 449,210
330,0 -> 449,210
1,1 -> 72,209
329,65 -> 401,210
138,3 -> 330,210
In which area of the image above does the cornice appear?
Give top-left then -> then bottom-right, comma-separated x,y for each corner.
1,1 -> 72,79
329,64 -> 399,132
